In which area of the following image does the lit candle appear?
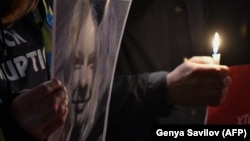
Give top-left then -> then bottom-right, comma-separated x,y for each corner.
212,32 -> 221,64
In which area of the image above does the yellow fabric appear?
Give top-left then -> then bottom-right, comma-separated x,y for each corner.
42,23 -> 52,53
0,128 -> 5,141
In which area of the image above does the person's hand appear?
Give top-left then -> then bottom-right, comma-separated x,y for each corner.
166,56 -> 231,106
11,79 -> 69,140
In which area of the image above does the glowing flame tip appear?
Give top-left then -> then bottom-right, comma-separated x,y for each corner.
212,32 -> 220,54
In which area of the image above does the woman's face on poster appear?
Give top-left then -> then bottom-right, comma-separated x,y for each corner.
71,11 -> 96,120
72,45 -> 95,110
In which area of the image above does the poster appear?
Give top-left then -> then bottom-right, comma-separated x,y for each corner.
48,0 -> 131,140
205,65 -> 250,124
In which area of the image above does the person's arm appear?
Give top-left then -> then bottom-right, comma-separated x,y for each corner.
166,56 -> 231,106
109,56 -> 231,119
110,71 -> 174,118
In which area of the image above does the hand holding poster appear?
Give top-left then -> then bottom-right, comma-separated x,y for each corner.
206,65 -> 250,124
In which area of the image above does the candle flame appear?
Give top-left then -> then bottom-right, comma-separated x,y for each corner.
212,32 -> 220,54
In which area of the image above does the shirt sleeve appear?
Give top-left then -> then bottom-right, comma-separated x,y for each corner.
109,71 -> 174,119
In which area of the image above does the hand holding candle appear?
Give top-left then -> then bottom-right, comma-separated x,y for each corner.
212,32 -> 221,64
169,32 -> 231,107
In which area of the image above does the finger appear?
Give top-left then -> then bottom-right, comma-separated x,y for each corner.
25,79 -> 63,101
189,63 -> 230,78
30,106 -> 68,141
185,89 -> 225,106
19,89 -> 30,94
38,101 -> 67,130
190,75 -> 231,89
48,86 -> 68,112
188,56 -> 214,64
42,106 -> 68,138
188,77 -> 225,89
201,89 -> 226,106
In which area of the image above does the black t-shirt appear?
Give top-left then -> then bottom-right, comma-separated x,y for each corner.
0,13 -> 49,141
0,13 -> 49,103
